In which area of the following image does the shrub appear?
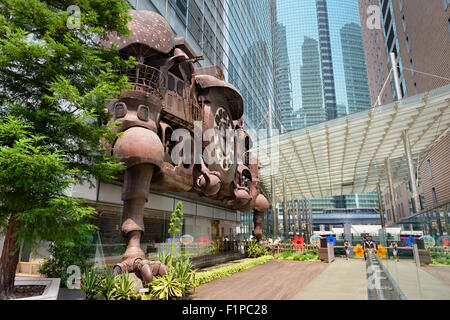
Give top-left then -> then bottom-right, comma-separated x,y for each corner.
276,249 -> 318,262
158,251 -> 171,266
100,271 -> 117,300
246,241 -> 270,258
151,255 -> 196,299
39,239 -> 93,288
150,272 -> 183,300
80,269 -> 101,300
277,250 -> 294,259
110,272 -> 139,300
210,241 -> 219,255
173,258 -> 196,295
194,255 -> 274,286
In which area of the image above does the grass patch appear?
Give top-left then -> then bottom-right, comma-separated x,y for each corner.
194,255 -> 274,286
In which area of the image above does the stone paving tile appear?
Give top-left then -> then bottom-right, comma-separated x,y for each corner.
291,258 -> 368,300
383,259 -> 450,300
191,259 -> 328,300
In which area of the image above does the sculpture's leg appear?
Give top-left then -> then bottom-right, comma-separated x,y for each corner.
253,194 -> 270,245
113,164 -> 167,283
253,210 -> 264,244
122,164 -> 152,260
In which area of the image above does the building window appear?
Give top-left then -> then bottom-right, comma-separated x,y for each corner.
410,59 -> 415,76
414,82 -> 418,95
402,16 -> 406,31
405,36 -> 410,53
427,159 -> 433,179
448,17 -> 450,33
401,77 -> 407,97
432,187 -> 438,205
399,0 -> 403,11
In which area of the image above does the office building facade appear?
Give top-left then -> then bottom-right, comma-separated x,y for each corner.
419,131 -> 450,236
276,0 -> 372,129
276,0 -> 377,225
359,0 -> 450,105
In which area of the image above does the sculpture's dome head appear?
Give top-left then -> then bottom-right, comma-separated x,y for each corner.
105,10 -> 175,56
194,74 -> 244,120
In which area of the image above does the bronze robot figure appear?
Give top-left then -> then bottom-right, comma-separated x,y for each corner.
105,10 -> 269,285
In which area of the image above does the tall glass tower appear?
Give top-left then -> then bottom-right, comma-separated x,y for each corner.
276,0 -> 377,217
276,0 -> 371,128
340,22 -> 371,114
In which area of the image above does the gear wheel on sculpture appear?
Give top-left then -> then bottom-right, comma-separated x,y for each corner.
214,107 -> 234,171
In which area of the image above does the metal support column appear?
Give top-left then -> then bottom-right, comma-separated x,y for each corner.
300,200 -> 304,237
385,157 -> 399,223
426,212 -> 433,236
444,204 -> 449,235
271,176 -> 277,237
282,174 -> 288,239
377,183 -> 387,246
436,207 -> 444,236
390,52 -> 403,101
269,99 -> 278,238
377,183 -> 386,228
308,200 -> 313,240
402,131 -> 421,213
291,198 -> 295,235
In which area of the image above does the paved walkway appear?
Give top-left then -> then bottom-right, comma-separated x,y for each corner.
383,259 -> 450,300
421,265 -> 450,286
191,259 -> 328,300
291,258 -> 368,300
191,257 -> 450,300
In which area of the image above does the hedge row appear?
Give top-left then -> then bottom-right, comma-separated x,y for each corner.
194,255 -> 274,286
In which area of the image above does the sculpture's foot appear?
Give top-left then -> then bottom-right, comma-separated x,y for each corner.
113,257 -> 168,285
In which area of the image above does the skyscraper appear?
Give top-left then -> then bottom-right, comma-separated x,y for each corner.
276,0 -> 378,217
276,23 -> 295,131
340,23 -> 372,113
276,0 -> 372,129
359,0 -> 450,105
300,37 -> 325,126
316,0 -> 338,121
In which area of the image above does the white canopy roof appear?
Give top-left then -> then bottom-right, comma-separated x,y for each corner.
257,85 -> 450,201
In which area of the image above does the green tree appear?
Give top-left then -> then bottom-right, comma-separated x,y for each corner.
0,0 -> 134,296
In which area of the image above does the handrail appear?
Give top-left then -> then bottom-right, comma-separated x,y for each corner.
123,63 -> 166,97
372,252 -> 408,300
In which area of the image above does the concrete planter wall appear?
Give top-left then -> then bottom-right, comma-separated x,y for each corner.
13,277 -> 60,300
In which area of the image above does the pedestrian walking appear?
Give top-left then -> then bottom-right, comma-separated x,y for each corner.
363,236 -> 369,260
390,241 -> 399,262
344,240 -> 350,260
